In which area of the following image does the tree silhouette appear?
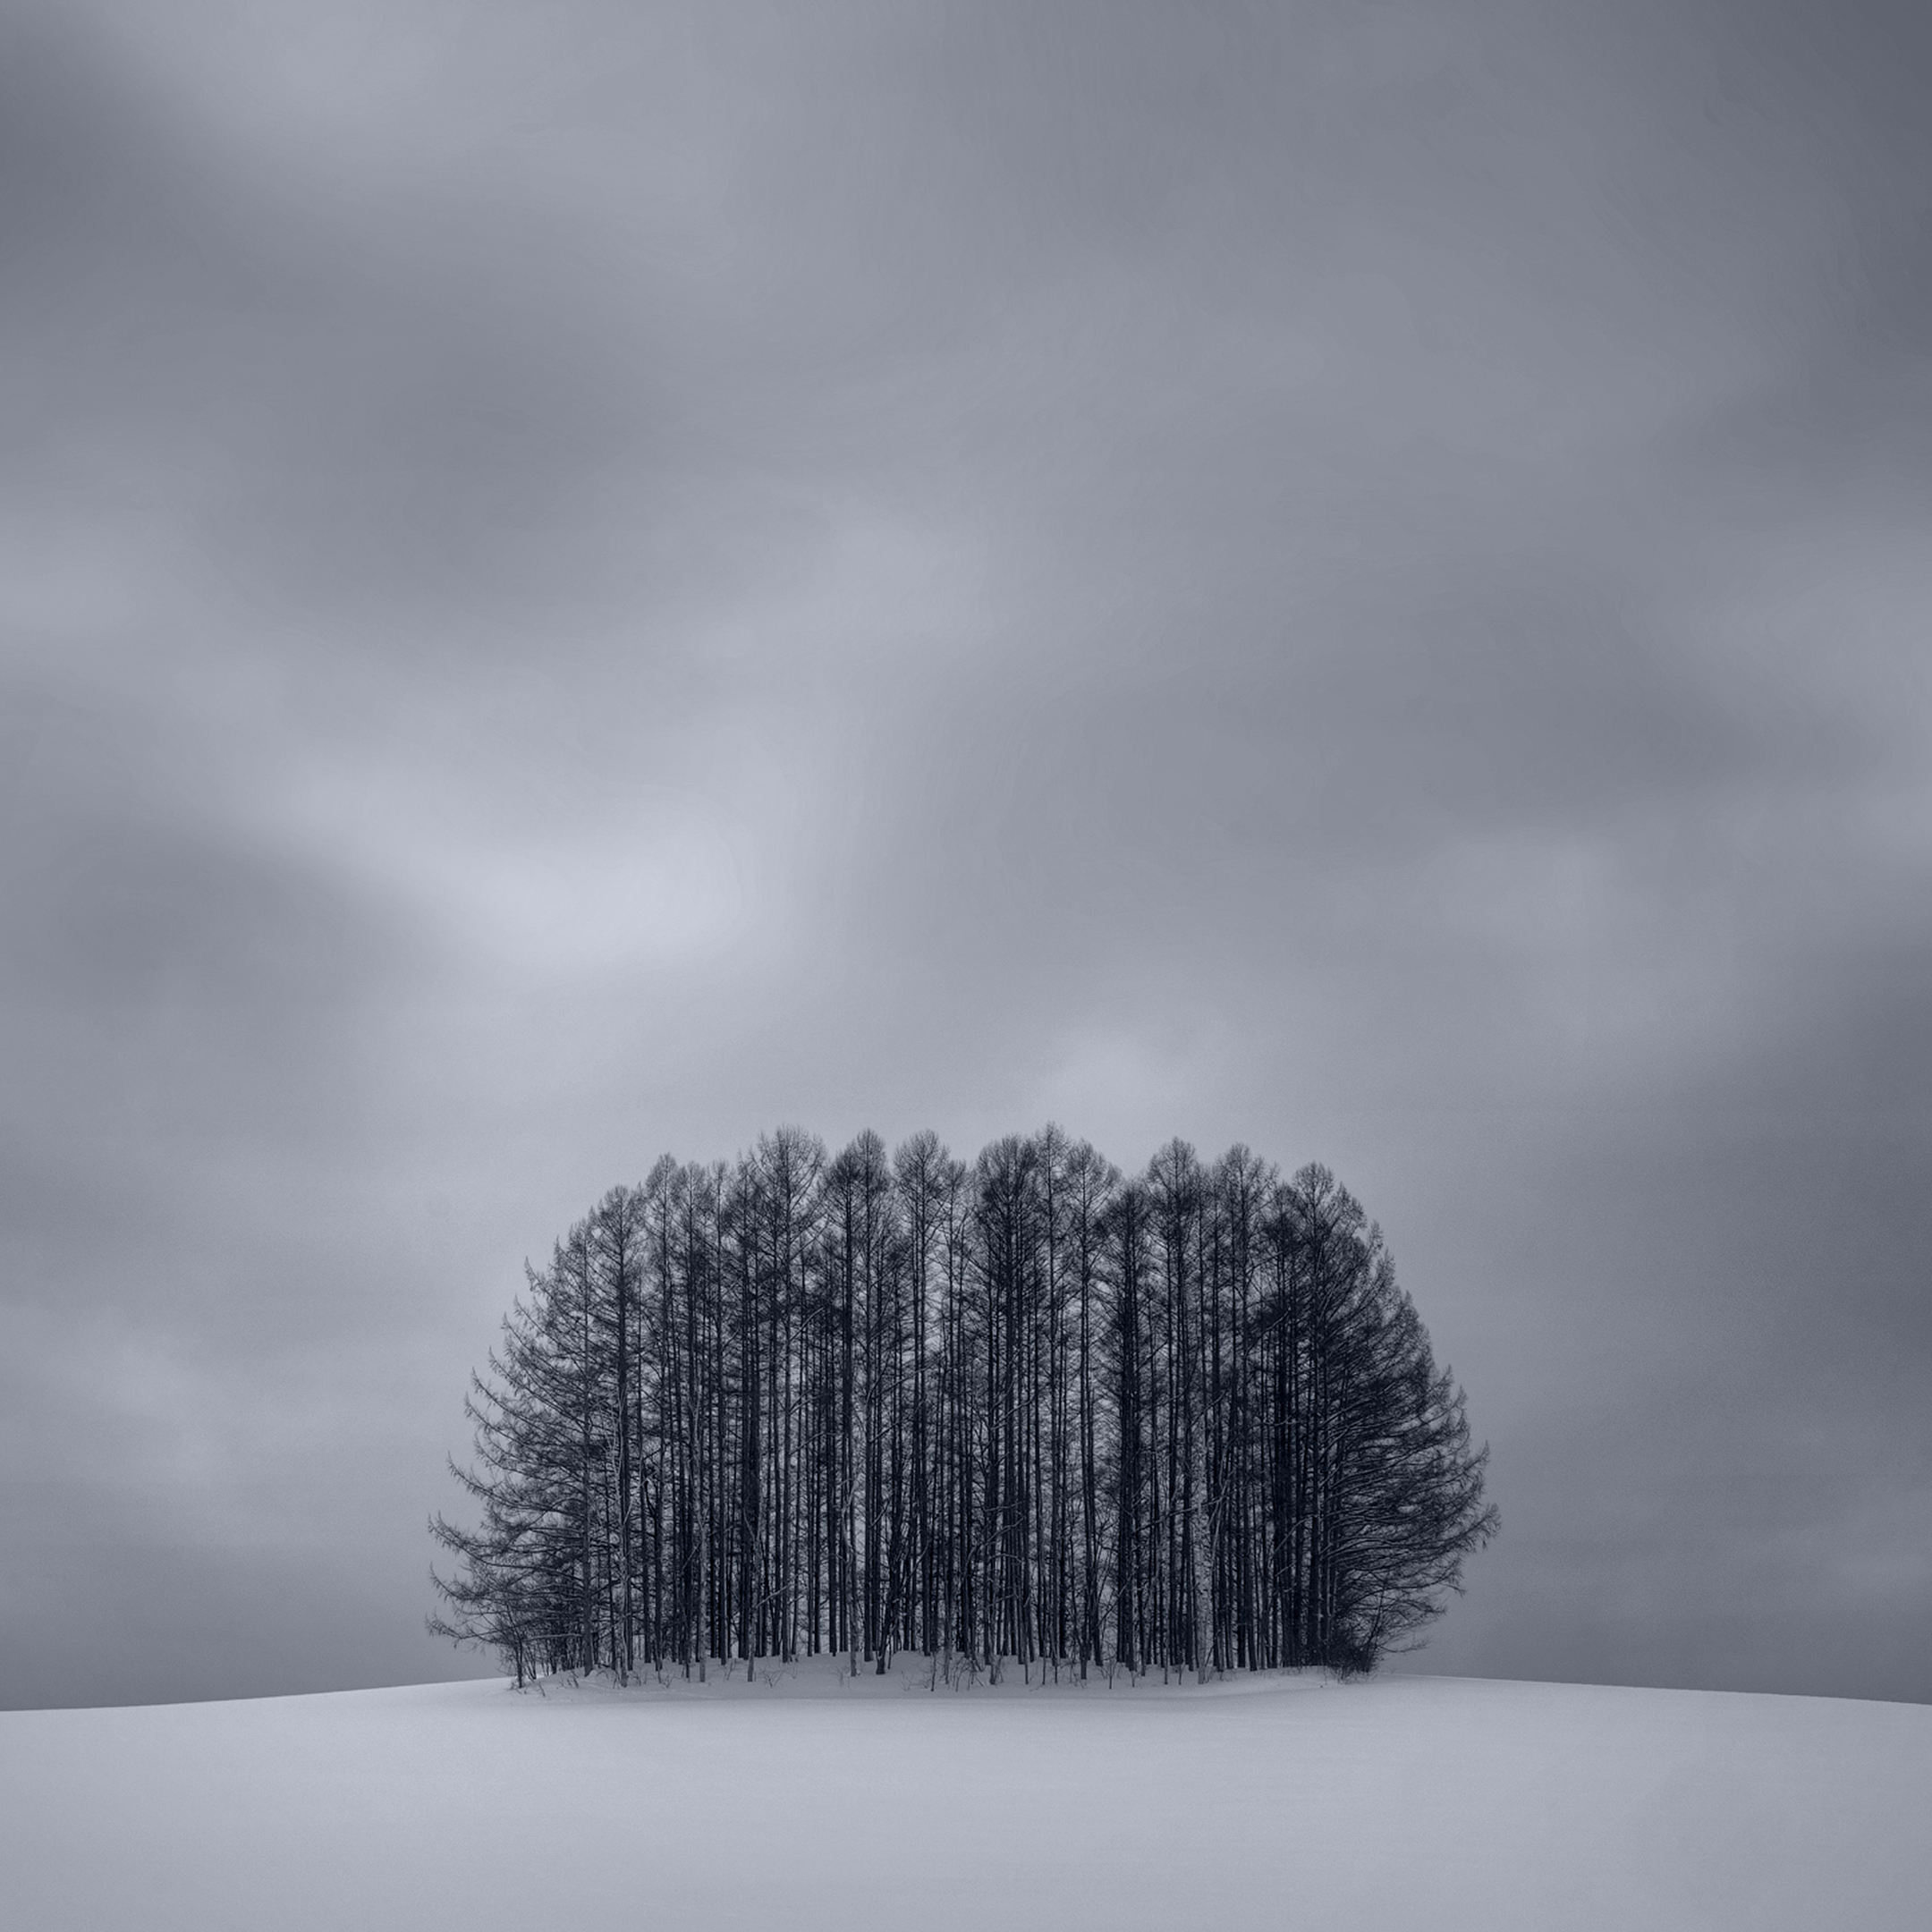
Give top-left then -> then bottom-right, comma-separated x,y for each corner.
433,1131 -> 1497,1683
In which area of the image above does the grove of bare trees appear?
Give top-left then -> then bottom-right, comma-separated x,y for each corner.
431,1129 -> 1496,1687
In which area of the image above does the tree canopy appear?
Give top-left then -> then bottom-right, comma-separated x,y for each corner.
432,1129 -> 1496,1686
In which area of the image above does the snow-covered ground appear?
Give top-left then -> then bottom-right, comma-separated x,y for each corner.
4,1659 -> 1927,1930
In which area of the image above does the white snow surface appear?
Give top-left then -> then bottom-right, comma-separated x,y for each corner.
5,1658 -> 1928,1930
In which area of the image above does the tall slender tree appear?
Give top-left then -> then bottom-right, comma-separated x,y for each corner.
435,1131 -> 1496,1686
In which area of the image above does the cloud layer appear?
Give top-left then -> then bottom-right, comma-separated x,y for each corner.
4,0 -> 1928,1705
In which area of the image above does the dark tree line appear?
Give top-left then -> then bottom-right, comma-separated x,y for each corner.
431,1129 -> 1496,1686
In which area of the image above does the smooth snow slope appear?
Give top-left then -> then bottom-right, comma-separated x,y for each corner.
4,1664 -> 1927,1931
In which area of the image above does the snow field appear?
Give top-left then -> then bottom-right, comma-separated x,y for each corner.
4,1665 -> 1928,1931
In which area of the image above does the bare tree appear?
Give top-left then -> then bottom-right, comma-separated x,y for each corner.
433,1131 -> 1496,1688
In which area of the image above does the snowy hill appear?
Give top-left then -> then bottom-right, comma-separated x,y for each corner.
4,1663 -> 1927,1930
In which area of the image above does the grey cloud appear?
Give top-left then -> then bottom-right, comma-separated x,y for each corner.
3,0 -> 1928,1706
3,10 -> 674,655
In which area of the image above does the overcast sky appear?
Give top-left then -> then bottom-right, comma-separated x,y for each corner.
4,0 -> 1928,1709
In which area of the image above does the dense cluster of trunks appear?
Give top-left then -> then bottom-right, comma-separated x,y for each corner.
432,1128 -> 1496,1686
